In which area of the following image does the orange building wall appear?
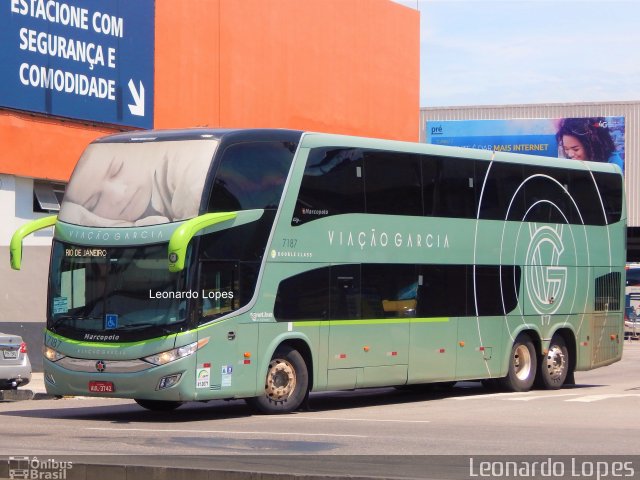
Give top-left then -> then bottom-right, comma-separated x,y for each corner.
0,0 -> 418,181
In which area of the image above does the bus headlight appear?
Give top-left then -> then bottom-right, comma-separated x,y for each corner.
43,345 -> 65,362
144,338 -> 209,366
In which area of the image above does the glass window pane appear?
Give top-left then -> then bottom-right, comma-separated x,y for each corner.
274,267 -> 330,321
434,157 -> 476,219
365,151 -> 422,216
293,148 -> 364,226
361,264 -> 418,318
592,172 -> 623,225
199,261 -> 239,320
208,141 -> 295,212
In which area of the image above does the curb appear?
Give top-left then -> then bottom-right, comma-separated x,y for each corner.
0,389 -> 34,401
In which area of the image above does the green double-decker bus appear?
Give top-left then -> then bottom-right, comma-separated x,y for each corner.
11,129 -> 625,412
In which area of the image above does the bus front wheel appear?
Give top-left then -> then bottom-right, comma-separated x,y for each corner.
537,335 -> 569,390
135,399 -> 183,411
246,345 -> 309,414
499,334 -> 537,392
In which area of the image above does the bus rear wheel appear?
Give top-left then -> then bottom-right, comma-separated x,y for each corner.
135,399 -> 183,411
246,345 -> 308,414
499,333 -> 537,392
537,335 -> 569,390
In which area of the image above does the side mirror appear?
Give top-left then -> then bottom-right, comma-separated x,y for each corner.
10,216 -> 57,270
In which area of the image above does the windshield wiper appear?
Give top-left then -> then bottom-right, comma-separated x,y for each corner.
112,323 -> 175,334
50,315 -> 100,330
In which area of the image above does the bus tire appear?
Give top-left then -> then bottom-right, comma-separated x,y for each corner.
499,333 -> 537,392
246,345 -> 309,414
537,335 -> 569,390
135,399 -> 183,411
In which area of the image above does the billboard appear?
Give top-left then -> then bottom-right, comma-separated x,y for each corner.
0,0 -> 154,129
426,117 -> 625,173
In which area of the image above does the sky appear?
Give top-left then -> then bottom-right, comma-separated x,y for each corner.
392,0 -> 640,107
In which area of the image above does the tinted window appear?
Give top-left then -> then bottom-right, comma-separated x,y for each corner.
293,148 -> 364,225
521,166 -> 574,224
592,172 -> 623,225
274,263 -> 521,321
208,141 -> 295,212
330,264 -> 362,320
473,265 -> 521,316
478,163 -> 525,221
433,157 -> 476,218
361,264 -> 418,318
422,155 -> 439,216
417,265 -> 469,317
273,266 -> 330,321
199,261 -> 240,320
293,147 -> 622,226
568,170 -> 606,225
199,211 -> 276,262
365,151 -> 422,216
198,212 -> 276,323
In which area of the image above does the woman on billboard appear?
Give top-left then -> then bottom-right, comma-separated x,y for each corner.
556,117 -> 624,171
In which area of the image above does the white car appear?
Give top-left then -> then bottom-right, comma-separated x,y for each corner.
625,307 -> 640,339
0,332 -> 32,389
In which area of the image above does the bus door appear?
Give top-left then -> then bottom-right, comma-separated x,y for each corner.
327,264 -> 410,389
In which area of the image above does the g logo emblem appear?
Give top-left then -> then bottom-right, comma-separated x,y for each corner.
95,360 -> 106,373
525,225 -> 567,315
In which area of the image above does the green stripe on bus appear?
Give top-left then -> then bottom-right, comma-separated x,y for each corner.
293,317 -> 449,327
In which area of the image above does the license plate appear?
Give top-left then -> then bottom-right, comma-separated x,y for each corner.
88,381 -> 115,393
2,350 -> 18,359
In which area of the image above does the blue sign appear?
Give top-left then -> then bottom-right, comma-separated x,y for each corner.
1,0 -> 154,128
105,314 -> 118,330
426,117 -> 626,173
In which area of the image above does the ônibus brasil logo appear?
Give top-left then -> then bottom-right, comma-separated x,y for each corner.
525,225 -> 567,315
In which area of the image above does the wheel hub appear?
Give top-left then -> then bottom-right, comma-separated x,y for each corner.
513,344 -> 532,381
266,359 -> 296,401
545,345 -> 566,380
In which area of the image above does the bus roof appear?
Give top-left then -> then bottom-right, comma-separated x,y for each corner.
92,128 -> 303,145
94,128 -> 621,176
299,131 -> 623,176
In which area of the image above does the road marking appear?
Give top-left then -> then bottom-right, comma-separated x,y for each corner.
85,427 -> 366,438
274,416 -> 431,423
504,393 -> 580,401
566,393 -> 640,403
453,392 -> 532,401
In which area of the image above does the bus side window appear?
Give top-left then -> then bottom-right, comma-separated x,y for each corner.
293,148 -> 365,225
199,261 -> 238,319
208,141 -> 295,212
478,163 -> 524,221
330,265 -> 362,320
361,264 -> 418,318
274,267 -> 330,321
592,172 -> 623,225
433,157 -> 476,219
364,151 -> 422,216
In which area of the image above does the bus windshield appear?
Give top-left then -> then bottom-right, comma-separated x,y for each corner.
48,241 -> 191,341
58,139 -> 218,227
